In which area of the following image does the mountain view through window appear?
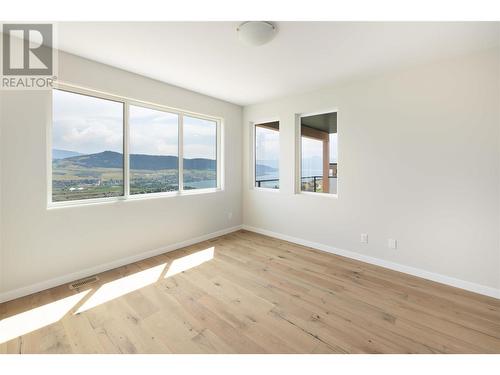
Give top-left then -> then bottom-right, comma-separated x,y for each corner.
52,89 -> 219,202
129,105 -> 179,194
52,89 -> 124,202
183,116 -> 217,190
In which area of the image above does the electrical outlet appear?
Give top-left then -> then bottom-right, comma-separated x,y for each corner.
388,239 -> 397,249
360,233 -> 368,244
227,212 -> 233,220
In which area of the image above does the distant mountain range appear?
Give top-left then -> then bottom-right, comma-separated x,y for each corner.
53,149 -> 277,172
256,159 -> 279,170
255,164 -> 277,175
53,150 -> 214,170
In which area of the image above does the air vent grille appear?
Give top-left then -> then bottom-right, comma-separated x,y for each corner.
69,275 -> 99,290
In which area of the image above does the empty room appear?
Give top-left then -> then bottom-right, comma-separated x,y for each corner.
1,3 -> 500,369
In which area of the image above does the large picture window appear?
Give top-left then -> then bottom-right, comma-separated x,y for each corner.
52,89 -> 124,202
51,87 -> 221,205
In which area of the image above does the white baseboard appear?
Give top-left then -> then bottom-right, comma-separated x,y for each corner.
242,225 -> 500,300
0,225 -> 242,303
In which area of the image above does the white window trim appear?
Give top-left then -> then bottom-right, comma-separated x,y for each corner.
295,109 -> 339,198
48,82 -> 223,208
251,118 -> 280,192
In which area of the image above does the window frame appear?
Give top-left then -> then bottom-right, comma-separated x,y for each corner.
295,110 -> 339,198
127,102 -> 181,197
251,119 -> 280,192
181,113 -> 222,194
48,83 -> 223,208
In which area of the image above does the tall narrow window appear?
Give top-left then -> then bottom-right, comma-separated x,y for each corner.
52,89 -> 124,202
300,112 -> 337,194
129,105 -> 179,194
183,115 -> 217,190
254,122 -> 279,189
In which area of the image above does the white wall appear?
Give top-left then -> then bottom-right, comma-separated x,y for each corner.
0,87 -> 3,295
243,48 -> 500,294
0,52 -> 243,298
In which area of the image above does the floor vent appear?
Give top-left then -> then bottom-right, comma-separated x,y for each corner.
69,276 -> 99,290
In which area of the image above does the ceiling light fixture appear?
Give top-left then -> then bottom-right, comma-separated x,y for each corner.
237,21 -> 277,46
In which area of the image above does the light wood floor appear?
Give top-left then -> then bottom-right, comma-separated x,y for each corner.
1,230 -> 499,354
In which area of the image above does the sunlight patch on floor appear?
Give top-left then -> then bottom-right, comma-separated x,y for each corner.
72,247 -> 215,314
75,263 -> 167,314
0,290 -> 91,344
165,247 -> 214,277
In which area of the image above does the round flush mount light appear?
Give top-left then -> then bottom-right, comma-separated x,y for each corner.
237,21 -> 277,46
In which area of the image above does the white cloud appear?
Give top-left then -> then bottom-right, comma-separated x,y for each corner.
301,137 -> 323,176
52,89 -> 123,153
183,117 -> 217,159
130,105 -> 178,155
255,126 -> 279,162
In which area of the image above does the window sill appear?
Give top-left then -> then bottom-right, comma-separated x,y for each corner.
125,191 -> 180,201
47,188 -> 223,209
48,196 -> 125,209
253,187 -> 280,193
178,187 -> 222,196
299,191 -> 338,199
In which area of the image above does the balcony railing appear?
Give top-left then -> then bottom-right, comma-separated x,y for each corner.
255,178 -> 279,188
300,175 -> 323,192
255,176 -> 336,192
255,176 -> 325,191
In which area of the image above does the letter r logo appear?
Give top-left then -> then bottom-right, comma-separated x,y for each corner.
2,24 -> 53,76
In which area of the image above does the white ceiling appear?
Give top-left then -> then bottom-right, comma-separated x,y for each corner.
56,22 -> 500,106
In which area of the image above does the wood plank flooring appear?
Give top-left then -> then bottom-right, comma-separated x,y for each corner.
1,230 -> 499,353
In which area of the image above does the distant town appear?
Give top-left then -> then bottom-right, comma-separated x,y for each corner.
52,149 -> 217,201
